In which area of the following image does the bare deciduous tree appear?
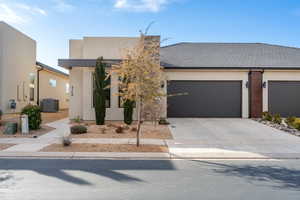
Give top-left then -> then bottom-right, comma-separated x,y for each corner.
113,32 -> 165,146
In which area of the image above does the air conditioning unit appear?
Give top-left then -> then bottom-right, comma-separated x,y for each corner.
40,98 -> 59,113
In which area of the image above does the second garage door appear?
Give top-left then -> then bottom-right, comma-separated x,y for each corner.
167,81 -> 242,117
269,81 -> 300,117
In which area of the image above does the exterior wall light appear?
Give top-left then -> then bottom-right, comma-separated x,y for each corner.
262,81 -> 267,88
245,81 -> 249,88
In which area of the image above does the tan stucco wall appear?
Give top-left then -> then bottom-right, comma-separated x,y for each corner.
263,70 -> 300,112
69,67 -> 83,118
39,69 -> 69,109
69,37 -> 139,60
0,22 -> 37,114
69,67 -> 138,121
165,70 -> 250,118
68,37 -> 140,120
69,40 -> 83,59
83,37 -> 139,59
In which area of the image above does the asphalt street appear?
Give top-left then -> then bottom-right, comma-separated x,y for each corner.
0,158 -> 300,200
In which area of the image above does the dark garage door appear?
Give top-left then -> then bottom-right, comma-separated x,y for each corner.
269,81 -> 300,117
167,81 -> 242,117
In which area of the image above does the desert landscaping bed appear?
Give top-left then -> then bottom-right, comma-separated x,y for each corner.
41,110 -> 68,124
71,121 -> 173,139
253,118 -> 300,137
0,125 -> 54,138
0,144 -> 15,151
40,143 -> 169,153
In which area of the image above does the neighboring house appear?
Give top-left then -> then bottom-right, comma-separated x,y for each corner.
59,37 -> 300,120
36,62 -> 69,110
0,21 -> 69,114
0,22 -> 37,114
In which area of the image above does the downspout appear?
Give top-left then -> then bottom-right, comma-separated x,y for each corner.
37,68 -> 43,105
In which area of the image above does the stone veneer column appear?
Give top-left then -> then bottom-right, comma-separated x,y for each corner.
249,70 -> 263,118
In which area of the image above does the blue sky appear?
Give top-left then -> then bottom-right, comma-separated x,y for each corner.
1,0 -> 300,73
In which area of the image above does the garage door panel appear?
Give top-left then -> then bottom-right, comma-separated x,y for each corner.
269,81 -> 300,117
167,81 -> 242,117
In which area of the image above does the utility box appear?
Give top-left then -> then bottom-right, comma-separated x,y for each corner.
4,122 -> 18,135
21,114 -> 29,134
40,98 -> 59,112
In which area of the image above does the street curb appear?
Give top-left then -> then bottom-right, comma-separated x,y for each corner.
0,152 -> 171,159
1,152 -> 300,159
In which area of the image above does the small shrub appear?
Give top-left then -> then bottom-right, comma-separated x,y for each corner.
293,122 -> 300,131
272,113 -> 282,124
158,118 -> 170,125
73,116 -> 82,123
70,125 -> 87,134
131,127 -> 137,132
62,136 -> 72,146
0,109 -> 3,125
115,126 -> 124,134
285,116 -> 296,126
262,111 -> 273,121
21,104 -> 42,130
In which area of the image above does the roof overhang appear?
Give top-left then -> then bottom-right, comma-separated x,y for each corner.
161,62 -> 300,70
36,61 -> 69,77
58,59 -> 122,69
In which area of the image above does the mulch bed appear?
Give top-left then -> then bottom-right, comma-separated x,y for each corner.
0,144 -> 15,151
70,121 -> 173,139
40,143 -> 169,153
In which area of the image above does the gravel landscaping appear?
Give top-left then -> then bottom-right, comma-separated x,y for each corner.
0,110 -> 67,138
0,125 -> 55,138
253,118 -> 300,137
40,143 -> 169,153
70,121 -> 173,139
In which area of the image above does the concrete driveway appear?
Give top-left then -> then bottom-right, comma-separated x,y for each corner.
167,118 -> 300,159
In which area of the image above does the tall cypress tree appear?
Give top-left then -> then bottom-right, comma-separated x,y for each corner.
123,99 -> 134,125
93,57 -> 107,125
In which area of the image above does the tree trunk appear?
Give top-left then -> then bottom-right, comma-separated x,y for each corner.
136,98 -> 142,147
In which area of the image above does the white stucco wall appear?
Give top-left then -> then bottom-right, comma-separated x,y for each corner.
0,22 -> 37,114
39,70 -> 69,109
165,70 -> 249,118
262,70 -> 300,112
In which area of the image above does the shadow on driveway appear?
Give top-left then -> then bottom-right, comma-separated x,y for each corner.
0,159 -> 176,185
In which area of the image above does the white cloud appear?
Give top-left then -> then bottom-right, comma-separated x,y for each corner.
16,3 -> 47,16
0,4 -> 27,24
114,0 -> 171,12
54,0 -> 75,13
0,1 -> 47,25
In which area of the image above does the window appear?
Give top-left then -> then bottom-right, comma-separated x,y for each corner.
29,73 -> 35,101
66,83 -> 70,94
49,79 -> 57,87
92,73 -> 111,108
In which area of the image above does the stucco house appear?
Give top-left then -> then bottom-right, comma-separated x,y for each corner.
36,62 -> 69,110
59,36 -> 300,120
0,22 -> 37,114
0,21 -> 69,114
